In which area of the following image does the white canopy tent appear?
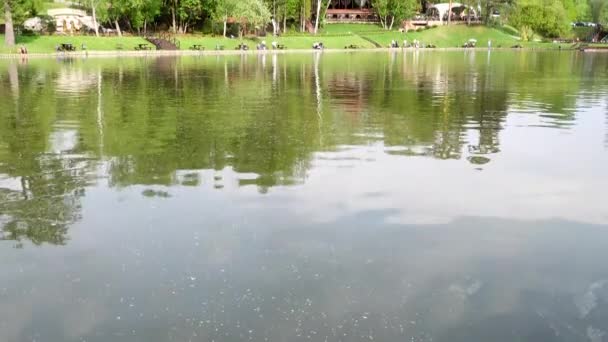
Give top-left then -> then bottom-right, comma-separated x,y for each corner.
425,3 -> 479,22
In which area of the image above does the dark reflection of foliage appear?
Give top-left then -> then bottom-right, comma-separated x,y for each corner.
142,189 -> 171,198
0,63 -> 91,247
0,52 -> 604,242
467,156 -> 491,165
0,52 -> 605,211
0,156 -> 89,247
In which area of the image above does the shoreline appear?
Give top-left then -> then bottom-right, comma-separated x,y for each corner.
0,46 -> 591,59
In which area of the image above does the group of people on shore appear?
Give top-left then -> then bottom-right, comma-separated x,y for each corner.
391,39 -> 424,48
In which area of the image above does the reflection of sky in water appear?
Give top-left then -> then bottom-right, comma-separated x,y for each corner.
0,52 -> 608,342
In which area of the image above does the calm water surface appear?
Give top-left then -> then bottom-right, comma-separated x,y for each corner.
1,51 -> 608,342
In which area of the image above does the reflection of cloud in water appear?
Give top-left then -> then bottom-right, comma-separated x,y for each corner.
49,128 -> 78,153
588,326 -> 606,342
575,280 -> 608,319
248,108 -> 608,225
449,279 -> 484,300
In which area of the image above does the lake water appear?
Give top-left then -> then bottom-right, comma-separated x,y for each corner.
1,51 -> 608,342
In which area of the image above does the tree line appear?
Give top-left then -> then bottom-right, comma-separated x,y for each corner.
3,0 -> 608,47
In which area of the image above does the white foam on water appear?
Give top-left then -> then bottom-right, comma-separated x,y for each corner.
575,280 -> 608,318
587,326 -> 605,342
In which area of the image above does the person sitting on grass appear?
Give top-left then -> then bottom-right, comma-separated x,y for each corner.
19,45 -> 28,55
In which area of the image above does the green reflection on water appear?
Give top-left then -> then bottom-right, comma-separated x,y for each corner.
0,51 -> 608,342
0,51 -> 607,247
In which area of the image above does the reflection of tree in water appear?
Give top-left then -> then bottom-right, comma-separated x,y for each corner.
0,64 -> 90,247
0,156 -> 87,247
373,53 -> 509,162
88,57 -> 320,193
465,74 -> 509,163
15,52 -> 600,197
326,72 -> 371,117
93,53 -> 590,191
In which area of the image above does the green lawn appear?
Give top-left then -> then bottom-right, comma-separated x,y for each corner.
0,35 -> 152,53
320,23 -> 386,35
1,25 -> 567,53
177,34 -> 376,50
364,25 -> 523,48
360,25 -> 557,49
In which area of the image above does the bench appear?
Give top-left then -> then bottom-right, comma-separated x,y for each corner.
58,43 -> 76,52
135,44 -> 153,51
236,43 -> 249,51
345,44 -> 360,49
190,44 -> 204,51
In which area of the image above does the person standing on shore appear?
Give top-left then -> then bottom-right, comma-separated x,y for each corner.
488,40 -> 492,50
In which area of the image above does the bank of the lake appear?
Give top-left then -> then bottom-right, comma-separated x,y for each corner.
1,47 -> 580,60
0,26 -> 568,55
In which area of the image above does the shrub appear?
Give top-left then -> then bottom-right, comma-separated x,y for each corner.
500,25 -> 519,36
519,25 -> 534,41
509,3 -> 569,38
40,15 -> 56,35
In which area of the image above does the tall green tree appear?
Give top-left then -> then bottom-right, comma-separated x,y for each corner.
176,0 -> 206,33
374,0 -> 418,30
4,0 -> 15,46
83,0 -> 104,36
213,0 -> 238,37
588,0 -> 607,23
3,0 -> 41,46
235,0 -> 271,37
510,0 -> 570,38
129,0 -> 162,35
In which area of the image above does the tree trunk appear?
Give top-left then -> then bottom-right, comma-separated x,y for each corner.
314,0 -> 322,34
171,1 -> 177,34
4,0 -> 15,47
300,3 -> 304,32
283,8 -> 287,33
8,61 -> 18,98
144,19 -> 147,36
447,0 -> 452,25
115,19 -> 122,37
271,19 -> 276,35
273,0 -> 277,35
223,19 -> 227,37
389,16 -> 395,30
91,2 -> 99,37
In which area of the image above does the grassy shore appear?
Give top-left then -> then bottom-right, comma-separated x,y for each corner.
0,35 -> 150,53
365,25 -> 533,48
0,25 -> 578,54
